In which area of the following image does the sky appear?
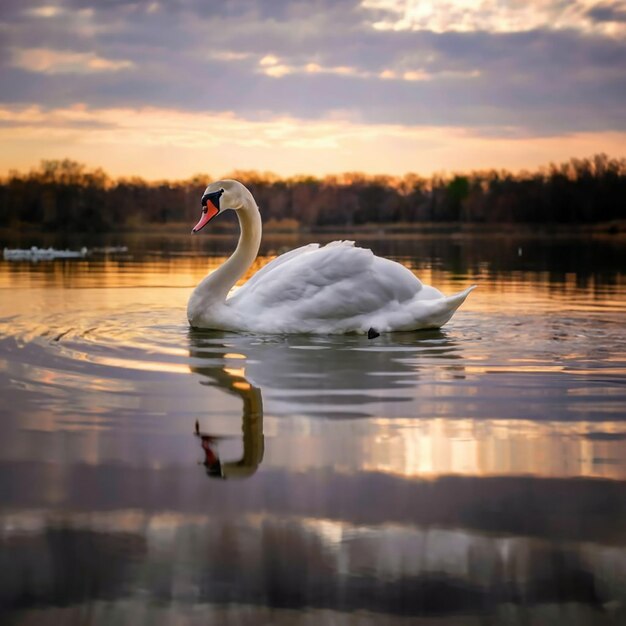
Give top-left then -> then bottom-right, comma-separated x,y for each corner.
0,0 -> 625,180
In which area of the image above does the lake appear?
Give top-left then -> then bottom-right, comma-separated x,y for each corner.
0,231 -> 625,625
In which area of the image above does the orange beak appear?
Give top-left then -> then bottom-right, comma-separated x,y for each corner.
192,202 -> 219,233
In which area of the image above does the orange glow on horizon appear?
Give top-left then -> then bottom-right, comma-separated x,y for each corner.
0,104 -> 624,180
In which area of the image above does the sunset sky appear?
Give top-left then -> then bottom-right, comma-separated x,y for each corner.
1,0 -> 625,179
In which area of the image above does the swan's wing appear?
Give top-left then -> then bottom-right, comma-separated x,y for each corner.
228,243 -> 320,304
228,241 -> 421,323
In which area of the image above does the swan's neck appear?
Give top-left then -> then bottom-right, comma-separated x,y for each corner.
189,202 -> 262,317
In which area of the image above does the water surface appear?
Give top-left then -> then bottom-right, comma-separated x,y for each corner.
1,233 -> 625,625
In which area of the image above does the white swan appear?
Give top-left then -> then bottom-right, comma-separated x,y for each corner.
187,179 -> 475,334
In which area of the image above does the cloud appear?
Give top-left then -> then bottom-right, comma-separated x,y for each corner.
586,1 -> 626,23
10,47 -> 134,74
0,103 -> 420,151
363,0 -> 626,35
1,102 -> 624,180
2,23 -> 623,137
0,0 -> 624,174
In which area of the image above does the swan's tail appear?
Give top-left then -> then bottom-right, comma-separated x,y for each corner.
445,285 -> 476,309
407,284 -> 476,330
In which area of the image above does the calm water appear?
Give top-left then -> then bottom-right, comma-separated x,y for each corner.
0,232 -> 625,625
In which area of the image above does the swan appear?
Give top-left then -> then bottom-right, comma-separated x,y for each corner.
187,179 -> 475,334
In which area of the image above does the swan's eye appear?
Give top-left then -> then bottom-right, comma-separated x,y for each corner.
201,189 -> 224,212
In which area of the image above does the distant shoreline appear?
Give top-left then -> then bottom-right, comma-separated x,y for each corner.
2,220 -> 625,240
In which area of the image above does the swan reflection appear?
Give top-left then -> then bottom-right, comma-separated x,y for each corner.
187,329 -> 626,481
189,331 -> 264,479
189,328 -> 458,404
186,328 -> 460,480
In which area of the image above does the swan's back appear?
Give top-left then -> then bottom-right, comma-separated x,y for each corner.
226,241 -> 458,333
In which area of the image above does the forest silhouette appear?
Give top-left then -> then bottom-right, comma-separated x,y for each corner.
1,154 -> 624,233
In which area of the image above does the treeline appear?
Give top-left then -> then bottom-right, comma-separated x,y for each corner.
0,155 -> 624,232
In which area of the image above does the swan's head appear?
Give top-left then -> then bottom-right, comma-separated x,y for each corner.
192,179 -> 254,234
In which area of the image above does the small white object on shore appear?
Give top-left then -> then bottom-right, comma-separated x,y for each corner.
91,246 -> 128,254
3,246 -> 88,261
